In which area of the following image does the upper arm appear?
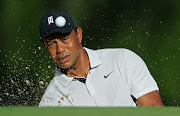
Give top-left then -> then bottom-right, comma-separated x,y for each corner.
136,90 -> 164,106
124,49 -> 163,106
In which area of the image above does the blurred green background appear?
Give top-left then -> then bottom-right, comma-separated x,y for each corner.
0,0 -> 180,106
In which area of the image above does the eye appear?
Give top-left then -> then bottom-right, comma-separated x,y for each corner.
61,37 -> 70,43
46,41 -> 56,48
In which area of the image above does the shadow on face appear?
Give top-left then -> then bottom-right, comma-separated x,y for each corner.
43,32 -> 71,42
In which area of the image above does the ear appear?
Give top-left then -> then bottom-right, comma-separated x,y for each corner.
77,27 -> 82,43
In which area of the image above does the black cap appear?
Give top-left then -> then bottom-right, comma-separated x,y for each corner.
39,10 -> 77,41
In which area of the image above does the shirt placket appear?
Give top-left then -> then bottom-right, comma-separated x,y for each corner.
85,69 -> 98,106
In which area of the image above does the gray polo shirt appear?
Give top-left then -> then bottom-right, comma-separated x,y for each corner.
39,47 -> 159,107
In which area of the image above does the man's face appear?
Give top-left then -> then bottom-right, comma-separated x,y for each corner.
43,27 -> 82,69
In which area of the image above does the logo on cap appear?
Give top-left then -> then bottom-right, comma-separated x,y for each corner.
48,16 -> 54,25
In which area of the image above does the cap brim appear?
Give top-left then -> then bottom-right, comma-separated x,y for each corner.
40,26 -> 73,41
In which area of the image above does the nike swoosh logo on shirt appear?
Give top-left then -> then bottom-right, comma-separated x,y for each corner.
104,71 -> 113,78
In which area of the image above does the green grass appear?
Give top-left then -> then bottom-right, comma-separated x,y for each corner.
0,107 -> 179,116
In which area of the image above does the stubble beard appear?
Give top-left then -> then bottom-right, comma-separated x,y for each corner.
55,49 -> 81,70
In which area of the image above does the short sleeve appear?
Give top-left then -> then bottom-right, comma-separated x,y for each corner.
125,49 -> 159,99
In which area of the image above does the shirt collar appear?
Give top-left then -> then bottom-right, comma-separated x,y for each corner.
54,47 -> 101,87
83,47 -> 101,69
54,66 -> 74,87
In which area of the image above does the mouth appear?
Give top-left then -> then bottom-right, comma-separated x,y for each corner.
57,55 -> 70,63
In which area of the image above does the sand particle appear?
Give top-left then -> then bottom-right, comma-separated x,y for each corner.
17,89 -> 21,92
39,81 -> 44,85
5,93 -> 9,96
61,97 -> 64,100
40,86 -> 44,89
25,80 -> 30,85
38,47 -> 41,50
65,94 -> 70,99
10,79 -> 14,84
25,67 -> 29,69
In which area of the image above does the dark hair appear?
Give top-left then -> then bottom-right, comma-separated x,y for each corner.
73,27 -> 78,34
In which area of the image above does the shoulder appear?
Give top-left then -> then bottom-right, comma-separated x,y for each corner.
95,48 -> 128,54
85,47 -> 144,67
41,78 -> 57,98
93,48 -> 140,62
93,48 -> 137,57
92,48 -> 128,57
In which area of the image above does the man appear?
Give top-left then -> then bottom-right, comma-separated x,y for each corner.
38,10 -> 164,107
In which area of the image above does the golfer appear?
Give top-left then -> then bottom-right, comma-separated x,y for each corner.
38,10 -> 164,107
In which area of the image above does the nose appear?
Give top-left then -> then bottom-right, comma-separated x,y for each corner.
56,40 -> 65,55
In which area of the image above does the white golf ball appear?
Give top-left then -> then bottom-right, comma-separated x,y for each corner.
55,16 -> 66,27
